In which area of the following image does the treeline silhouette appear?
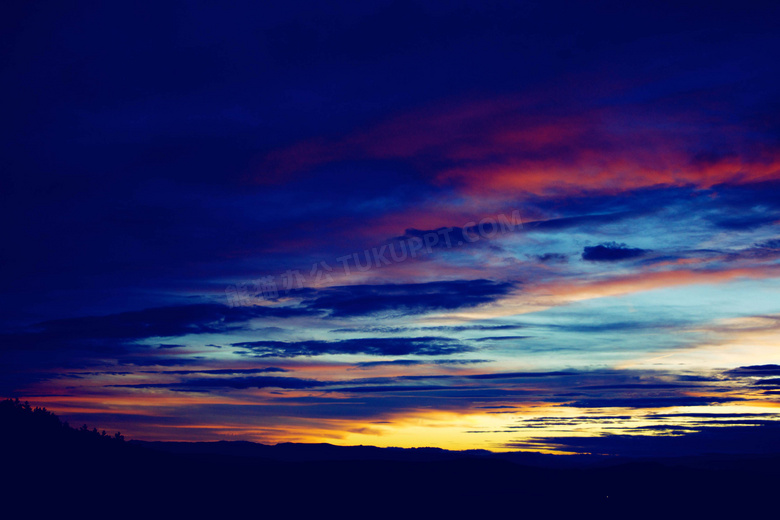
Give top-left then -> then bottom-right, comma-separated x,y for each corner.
1,398 -> 124,445
2,397 -> 778,516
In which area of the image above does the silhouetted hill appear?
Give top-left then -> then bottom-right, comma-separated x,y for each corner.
1,397 -> 125,445
133,439 -> 608,467
3,398 -> 778,516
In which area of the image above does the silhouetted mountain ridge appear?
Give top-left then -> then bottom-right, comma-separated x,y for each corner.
3,398 -> 779,515
133,439 -> 610,468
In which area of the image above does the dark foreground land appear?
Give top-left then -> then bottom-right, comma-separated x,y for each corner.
2,398 -> 777,516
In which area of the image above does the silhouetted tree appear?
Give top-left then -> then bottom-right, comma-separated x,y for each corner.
1,398 -> 126,446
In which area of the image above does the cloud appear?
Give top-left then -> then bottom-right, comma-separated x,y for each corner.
472,336 -> 530,342
581,242 -> 649,262
141,367 -> 290,375
354,359 -> 426,368
533,253 -> 568,263
354,359 -> 489,369
464,371 -> 576,380
754,378 -> 780,387
113,375 -> 328,391
725,364 -> 780,377
233,337 -> 472,358
525,212 -> 642,232
577,383 -> 697,390
297,280 -> 514,317
1,303 -> 312,352
713,215 -> 779,230
507,422 -> 780,456
564,396 -> 741,408
333,324 -> 525,334
425,324 -> 526,332
0,303 -> 313,390
329,384 -> 476,394
756,239 -> 780,249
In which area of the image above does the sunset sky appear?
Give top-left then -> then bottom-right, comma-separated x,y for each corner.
2,1 -> 780,456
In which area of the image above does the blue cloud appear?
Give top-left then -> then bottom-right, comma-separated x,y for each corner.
582,242 -> 649,262
296,280 -> 514,317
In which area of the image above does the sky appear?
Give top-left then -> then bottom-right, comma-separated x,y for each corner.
2,0 -> 780,456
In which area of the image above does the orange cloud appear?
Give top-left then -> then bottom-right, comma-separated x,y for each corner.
251,94 -> 780,197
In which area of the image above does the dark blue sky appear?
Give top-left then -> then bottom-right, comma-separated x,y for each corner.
2,0 -> 780,453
